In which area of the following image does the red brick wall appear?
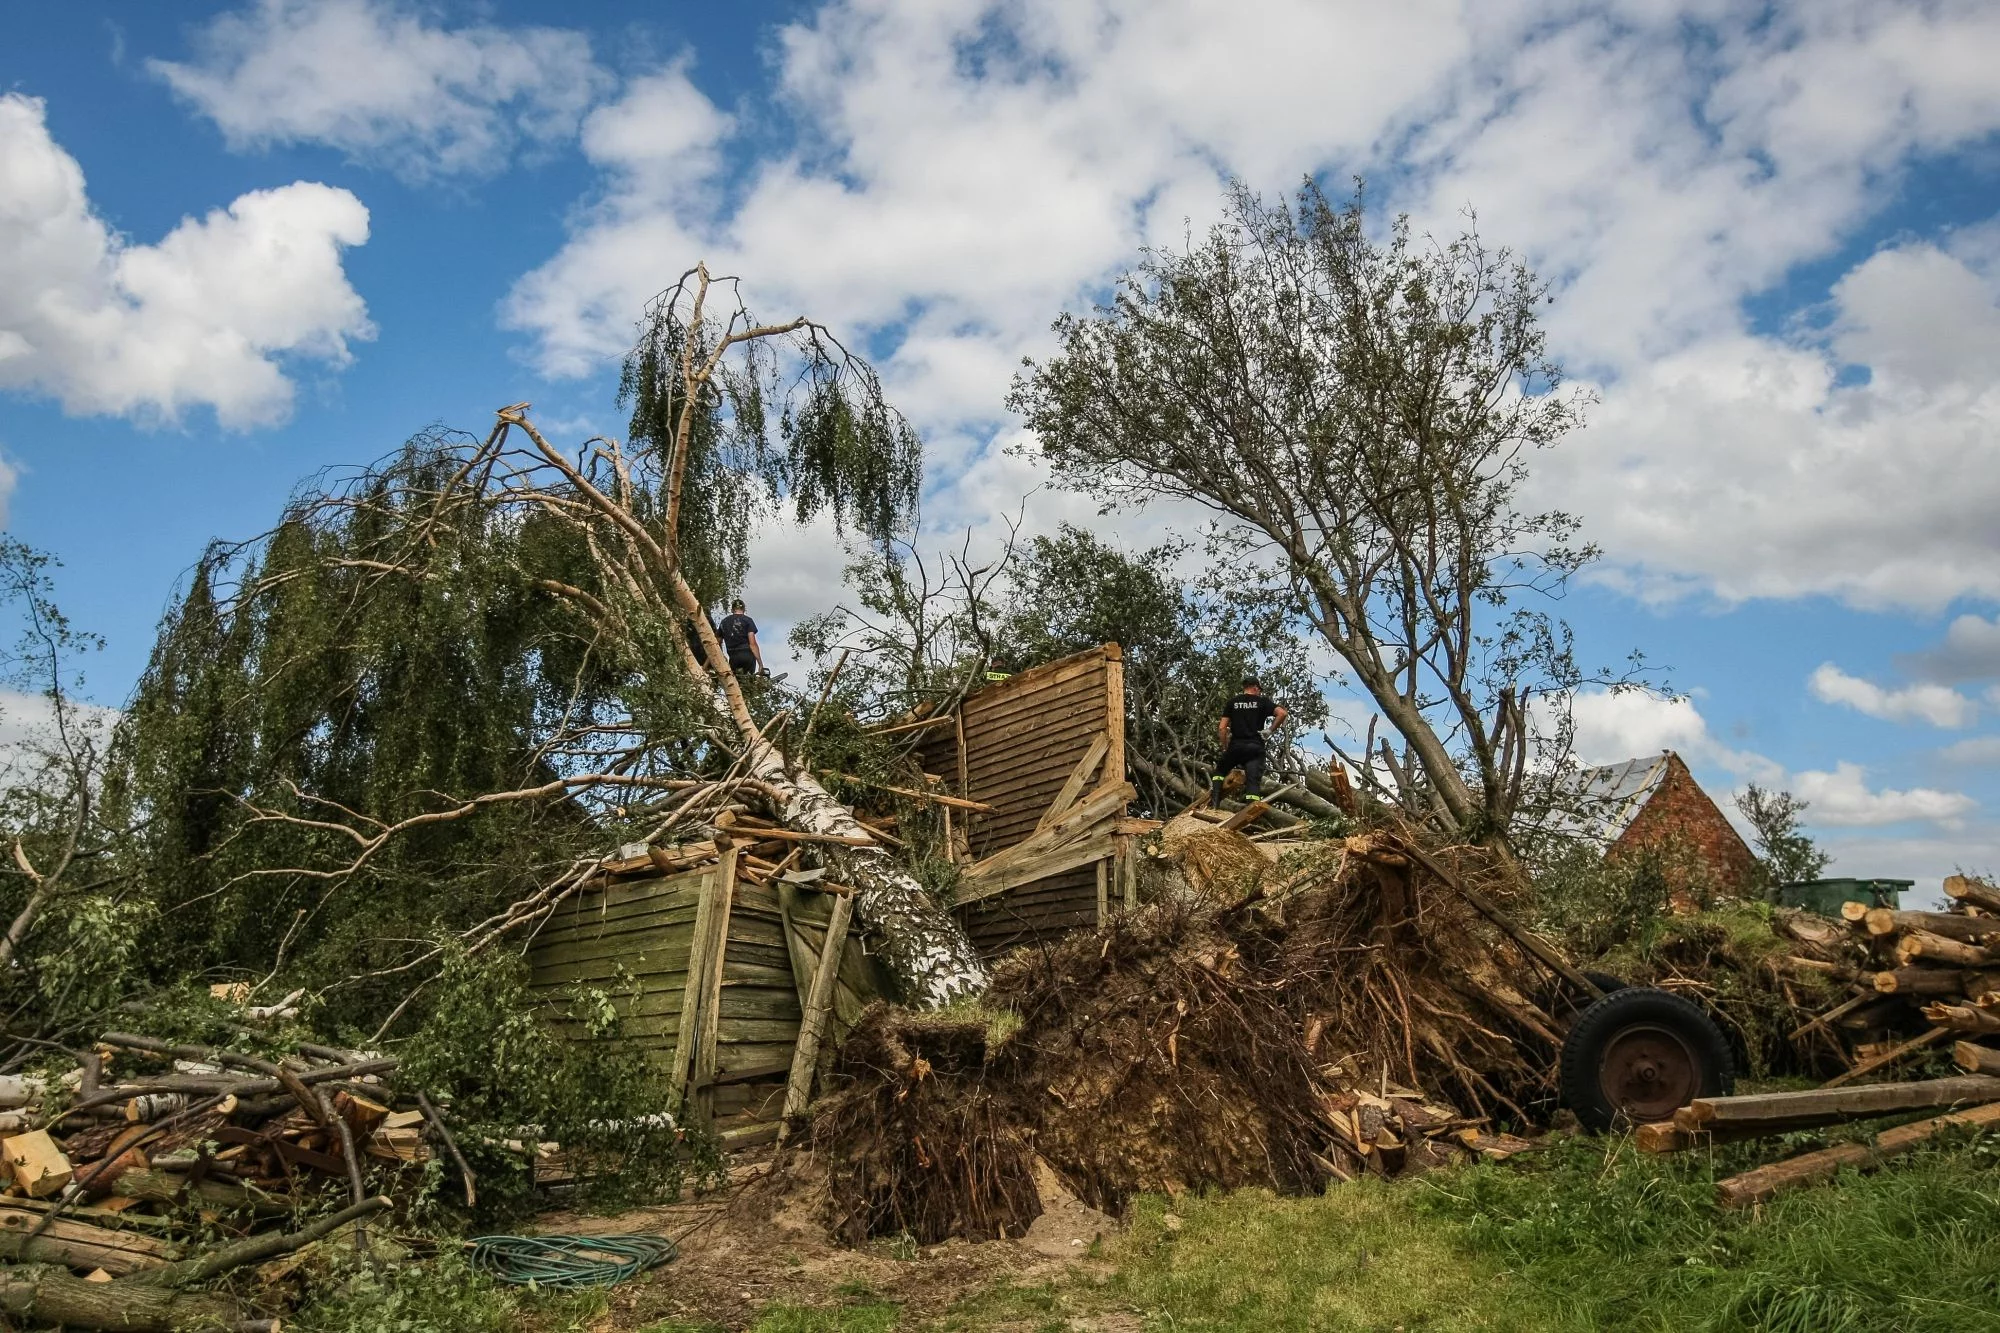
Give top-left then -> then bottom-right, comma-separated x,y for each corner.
1609,753 -> 1759,902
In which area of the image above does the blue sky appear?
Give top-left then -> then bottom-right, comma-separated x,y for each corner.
3,0 -> 2000,898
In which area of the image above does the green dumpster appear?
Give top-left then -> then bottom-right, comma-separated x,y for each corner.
1777,877 -> 1912,918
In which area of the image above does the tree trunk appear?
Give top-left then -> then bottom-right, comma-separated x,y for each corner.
0,1264 -> 253,1331
747,738 -> 986,1007
671,561 -> 987,1008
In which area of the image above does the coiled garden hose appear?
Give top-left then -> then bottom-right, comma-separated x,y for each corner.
467,1233 -> 679,1288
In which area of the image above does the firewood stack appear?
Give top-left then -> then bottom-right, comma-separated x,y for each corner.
1813,875 -> 2000,1082
0,1028 -> 504,1331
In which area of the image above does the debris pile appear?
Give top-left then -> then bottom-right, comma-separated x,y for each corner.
813,821 -> 1565,1243
0,1026 -> 490,1331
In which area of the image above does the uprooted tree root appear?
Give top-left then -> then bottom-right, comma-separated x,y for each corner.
812,831 -> 1569,1243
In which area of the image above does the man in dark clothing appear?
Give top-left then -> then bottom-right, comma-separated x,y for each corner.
716,599 -> 764,676
1211,677 -> 1287,806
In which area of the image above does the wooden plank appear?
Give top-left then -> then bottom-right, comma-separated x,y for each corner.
1037,732 -> 1111,833
1122,835 -> 1138,909
956,832 -> 1117,905
1717,1098 -> 2000,1208
1102,643 -> 1126,787
1824,1027 -> 1949,1088
965,722 -> 1112,787
1677,1075 -> 2000,1128
693,847 -> 740,1124
668,857 -> 724,1109
961,703 -> 1108,757
1096,856 -> 1109,924
780,890 -> 854,1139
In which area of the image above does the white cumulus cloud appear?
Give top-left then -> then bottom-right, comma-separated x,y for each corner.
0,93 -> 373,429
1791,761 -> 1975,828
498,0 -> 2000,621
151,0 -> 613,182
1808,663 -> 1977,728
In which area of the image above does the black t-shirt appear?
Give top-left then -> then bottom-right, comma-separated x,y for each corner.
1223,693 -> 1278,748
718,613 -> 757,656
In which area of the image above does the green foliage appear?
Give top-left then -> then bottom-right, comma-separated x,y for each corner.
101,432 -> 654,1024
290,1250 -> 523,1333
397,944 -> 715,1222
1734,785 -> 1831,896
1532,840 -> 1692,958
620,272 -> 922,611
1012,180 -> 1613,845
996,524 -> 1325,815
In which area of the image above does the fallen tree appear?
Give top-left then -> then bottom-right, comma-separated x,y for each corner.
108,265 -> 985,1023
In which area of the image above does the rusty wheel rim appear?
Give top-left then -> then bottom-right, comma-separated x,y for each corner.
1598,1023 -> 1699,1123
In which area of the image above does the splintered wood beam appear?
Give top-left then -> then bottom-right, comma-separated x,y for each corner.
827,774 -> 992,812
1716,1098 -> 2000,1208
1036,732 -> 1111,833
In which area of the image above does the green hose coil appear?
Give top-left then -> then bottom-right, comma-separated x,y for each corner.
468,1233 -> 679,1288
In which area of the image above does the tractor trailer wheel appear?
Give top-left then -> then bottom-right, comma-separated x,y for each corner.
1559,986 -> 1734,1132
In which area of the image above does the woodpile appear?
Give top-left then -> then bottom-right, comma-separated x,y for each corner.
1638,876 -> 2000,1211
1792,876 -> 2000,1085
0,1028 -> 507,1330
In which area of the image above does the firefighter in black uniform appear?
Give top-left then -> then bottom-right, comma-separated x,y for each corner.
1211,677 -> 1287,807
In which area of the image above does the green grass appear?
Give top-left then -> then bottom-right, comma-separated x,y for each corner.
1095,1135 -> 2000,1332
309,1134 -> 2000,1332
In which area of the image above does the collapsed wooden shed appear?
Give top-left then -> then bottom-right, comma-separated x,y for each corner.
524,643 -> 1138,1145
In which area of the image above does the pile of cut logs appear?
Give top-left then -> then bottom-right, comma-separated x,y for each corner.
1637,874 -> 2000,1209
0,1026 -> 489,1331
1813,874 -> 2000,1083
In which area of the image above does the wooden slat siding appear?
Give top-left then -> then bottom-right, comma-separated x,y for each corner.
903,645 -> 1129,959
960,866 -> 1100,955
525,862 -> 839,1133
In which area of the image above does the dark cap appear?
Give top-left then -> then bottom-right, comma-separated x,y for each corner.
730,598 -> 745,611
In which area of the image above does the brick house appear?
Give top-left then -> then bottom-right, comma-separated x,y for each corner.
1562,751 -> 1760,906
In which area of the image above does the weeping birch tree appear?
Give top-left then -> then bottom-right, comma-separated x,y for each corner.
113,267 -> 987,1019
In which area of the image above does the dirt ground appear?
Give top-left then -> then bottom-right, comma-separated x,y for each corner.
533,1151 -> 1126,1331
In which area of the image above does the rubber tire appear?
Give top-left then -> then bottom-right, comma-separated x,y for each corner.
1560,986 -> 1735,1132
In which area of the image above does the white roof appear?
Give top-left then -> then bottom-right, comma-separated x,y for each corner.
1544,753 -> 1674,845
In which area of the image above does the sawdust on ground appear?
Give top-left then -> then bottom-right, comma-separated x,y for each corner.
525,1151 -> 1122,1331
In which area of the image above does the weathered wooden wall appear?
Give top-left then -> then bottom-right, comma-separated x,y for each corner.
525,860 -> 883,1149
918,644 -> 1130,956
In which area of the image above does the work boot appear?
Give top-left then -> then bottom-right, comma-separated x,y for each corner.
1209,777 -> 1224,808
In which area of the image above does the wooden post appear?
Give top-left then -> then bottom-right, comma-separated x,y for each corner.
1095,856 -> 1109,924
668,871 -> 719,1108
1122,836 -> 1138,909
692,847 -> 739,1125
778,890 -> 853,1142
